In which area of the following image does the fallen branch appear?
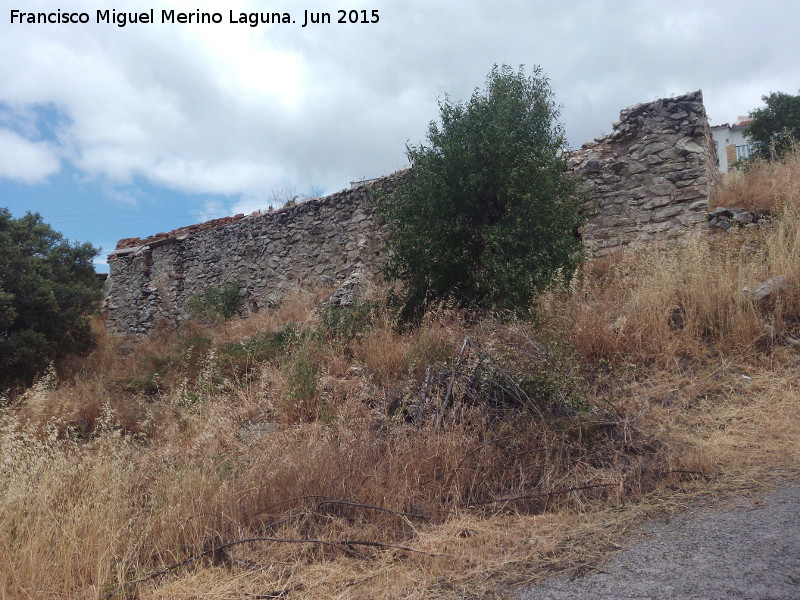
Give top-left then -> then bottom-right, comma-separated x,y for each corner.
101,536 -> 368,600
340,539 -> 449,557
435,336 -> 470,430
463,482 -> 618,506
316,499 -> 431,520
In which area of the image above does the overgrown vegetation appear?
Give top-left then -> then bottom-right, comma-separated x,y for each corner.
375,65 -> 583,316
0,209 -> 102,389
2,156 -> 800,599
746,90 -> 800,161
188,280 -> 242,321
710,143 -> 800,211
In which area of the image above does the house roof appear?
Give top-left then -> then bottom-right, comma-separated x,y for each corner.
709,117 -> 753,131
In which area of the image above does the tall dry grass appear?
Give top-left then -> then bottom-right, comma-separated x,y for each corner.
560,195 -> 800,367
0,297 -> 670,599
709,146 -> 800,211
2,154 -> 800,598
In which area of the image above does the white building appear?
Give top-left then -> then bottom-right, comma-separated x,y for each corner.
710,116 -> 757,172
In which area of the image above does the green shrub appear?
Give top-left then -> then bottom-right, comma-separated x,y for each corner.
219,325 -> 299,375
188,281 -> 242,321
284,342 -> 318,421
317,300 -> 381,341
374,65 -> 584,317
746,90 -> 800,161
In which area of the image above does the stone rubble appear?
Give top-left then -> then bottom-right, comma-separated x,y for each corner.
741,275 -> 789,304
707,206 -> 773,231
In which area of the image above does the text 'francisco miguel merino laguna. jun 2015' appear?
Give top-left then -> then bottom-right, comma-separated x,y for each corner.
9,8 -> 381,28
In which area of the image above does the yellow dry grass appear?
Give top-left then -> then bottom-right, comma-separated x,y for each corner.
709,146 -> 800,211
1,155 -> 799,599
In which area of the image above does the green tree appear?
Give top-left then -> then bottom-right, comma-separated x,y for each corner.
745,91 -> 800,160
375,65 -> 583,315
0,209 -> 102,388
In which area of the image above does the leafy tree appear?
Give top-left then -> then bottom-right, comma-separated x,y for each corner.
375,65 -> 583,315
0,209 -> 102,388
745,91 -> 800,160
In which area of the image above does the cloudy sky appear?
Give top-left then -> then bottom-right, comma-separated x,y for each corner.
2,0 -> 798,271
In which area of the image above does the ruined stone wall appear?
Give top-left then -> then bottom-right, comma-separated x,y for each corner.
568,90 -> 716,256
105,173 -> 404,335
106,91 -> 717,334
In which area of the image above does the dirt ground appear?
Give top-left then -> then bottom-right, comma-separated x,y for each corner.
517,481 -> 800,600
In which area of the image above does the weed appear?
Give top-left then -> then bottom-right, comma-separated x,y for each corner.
114,373 -> 160,396
219,325 -> 299,372
711,146 -> 800,212
188,281 -> 242,321
317,300 -> 381,341
283,341 -> 319,422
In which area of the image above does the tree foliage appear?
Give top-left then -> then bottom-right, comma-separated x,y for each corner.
375,65 -> 583,315
745,90 -> 800,160
0,209 -> 102,388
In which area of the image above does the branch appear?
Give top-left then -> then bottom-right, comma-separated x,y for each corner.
435,336 -> 470,430
463,482 -> 617,506
101,536 -> 367,600
316,499 -> 430,520
339,539 -> 448,557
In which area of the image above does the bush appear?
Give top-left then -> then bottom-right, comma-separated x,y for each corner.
188,281 -> 242,321
218,326 -> 299,377
375,65 -> 583,316
317,300 -> 381,341
0,209 -> 102,388
746,90 -> 800,161
283,342 -> 319,422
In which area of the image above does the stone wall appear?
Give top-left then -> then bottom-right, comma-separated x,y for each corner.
106,91 -> 717,335
568,90 -> 716,256
105,173 -> 404,335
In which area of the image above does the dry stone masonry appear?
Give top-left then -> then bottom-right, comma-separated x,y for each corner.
106,91 -> 717,335
567,90 -> 716,256
105,173 -> 404,335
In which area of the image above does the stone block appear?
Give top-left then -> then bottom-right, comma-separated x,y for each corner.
688,200 -> 709,211
649,183 -> 674,196
677,211 -> 708,226
640,196 -> 673,210
653,204 -> 686,220
641,221 -> 674,234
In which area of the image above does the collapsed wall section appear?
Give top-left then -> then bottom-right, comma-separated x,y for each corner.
105,173 -> 404,335
568,90 -> 716,256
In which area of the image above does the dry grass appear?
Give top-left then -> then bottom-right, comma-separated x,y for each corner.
710,147 -> 800,211
560,202 -> 800,368
2,156 -> 800,599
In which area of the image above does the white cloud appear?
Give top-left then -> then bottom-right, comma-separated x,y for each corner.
0,129 -> 60,183
191,198 -> 228,223
1,0 -> 799,208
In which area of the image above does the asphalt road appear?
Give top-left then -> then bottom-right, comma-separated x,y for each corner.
518,482 -> 800,600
